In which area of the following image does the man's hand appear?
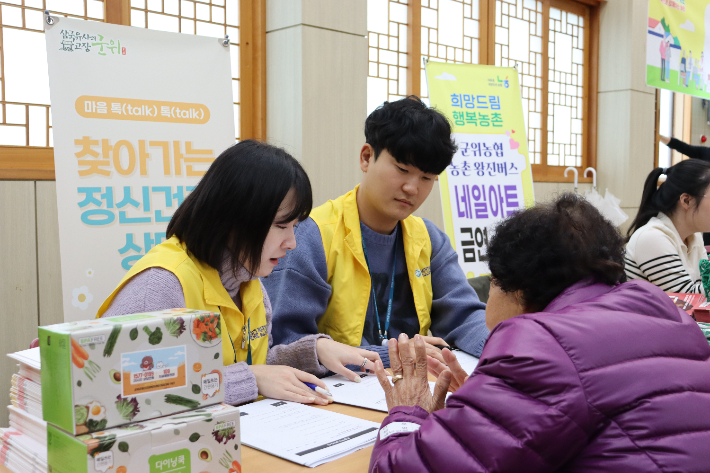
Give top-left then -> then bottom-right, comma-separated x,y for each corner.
407,335 -> 449,365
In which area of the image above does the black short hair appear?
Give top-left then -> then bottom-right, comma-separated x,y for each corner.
167,140 -> 312,277
365,95 -> 457,175
487,193 -> 626,312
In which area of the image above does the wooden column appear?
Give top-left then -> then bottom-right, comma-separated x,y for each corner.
587,3 -> 599,171
407,0 -> 422,97
105,0 -> 130,26
479,0 -> 490,64
240,0 -> 267,141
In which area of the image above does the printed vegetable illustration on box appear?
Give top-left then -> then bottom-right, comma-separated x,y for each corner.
39,309 -> 225,435
71,336 -> 101,381
219,450 -> 241,473
47,403 -> 241,473
193,313 -> 221,347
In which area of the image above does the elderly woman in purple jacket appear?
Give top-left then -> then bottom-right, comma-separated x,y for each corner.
370,193 -> 710,473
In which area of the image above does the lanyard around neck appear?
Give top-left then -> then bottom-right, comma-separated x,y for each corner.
361,233 -> 398,346
225,305 -> 253,366
241,318 -> 252,365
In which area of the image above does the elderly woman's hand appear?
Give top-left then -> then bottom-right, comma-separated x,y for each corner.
374,333 -> 452,413
428,348 -> 469,393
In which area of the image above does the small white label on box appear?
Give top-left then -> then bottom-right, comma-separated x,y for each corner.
94,451 -> 113,472
202,372 -> 220,397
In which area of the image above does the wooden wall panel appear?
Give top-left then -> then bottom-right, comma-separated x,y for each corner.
0,181 -> 39,427
36,181 -> 64,327
0,147 -> 54,180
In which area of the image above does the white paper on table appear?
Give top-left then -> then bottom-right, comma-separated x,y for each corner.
451,350 -> 479,375
238,399 -> 380,468
322,373 -> 449,413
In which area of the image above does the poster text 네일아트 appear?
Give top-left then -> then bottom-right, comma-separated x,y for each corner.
425,62 -> 534,278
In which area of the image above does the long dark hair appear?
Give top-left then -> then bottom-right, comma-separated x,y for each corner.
626,159 -> 710,238
167,140 -> 312,276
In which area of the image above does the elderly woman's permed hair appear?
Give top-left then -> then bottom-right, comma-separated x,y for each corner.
487,193 -> 626,312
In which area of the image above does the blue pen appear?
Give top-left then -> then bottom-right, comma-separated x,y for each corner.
304,382 -> 333,399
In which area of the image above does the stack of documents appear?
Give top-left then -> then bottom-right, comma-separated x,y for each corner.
7,348 -> 43,420
9,373 -> 41,419
0,426 -> 48,473
2,348 -> 47,473
7,406 -> 46,445
238,399 -> 380,467
7,348 -> 41,384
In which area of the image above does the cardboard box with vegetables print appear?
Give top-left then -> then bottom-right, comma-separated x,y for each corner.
47,403 -> 241,473
40,309 -> 224,435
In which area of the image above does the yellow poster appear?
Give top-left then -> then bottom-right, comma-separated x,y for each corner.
425,61 -> 534,278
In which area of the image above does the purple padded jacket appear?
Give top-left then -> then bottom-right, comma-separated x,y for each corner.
369,278 -> 710,473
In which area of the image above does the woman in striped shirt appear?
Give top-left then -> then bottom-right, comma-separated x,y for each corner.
625,159 -> 710,293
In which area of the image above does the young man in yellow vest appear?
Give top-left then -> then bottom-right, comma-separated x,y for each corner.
264,97 -> 489,367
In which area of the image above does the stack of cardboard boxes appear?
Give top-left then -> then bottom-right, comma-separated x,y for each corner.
37,308 -> 241,473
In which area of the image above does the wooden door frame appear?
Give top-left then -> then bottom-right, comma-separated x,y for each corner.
407,0 -> 601,183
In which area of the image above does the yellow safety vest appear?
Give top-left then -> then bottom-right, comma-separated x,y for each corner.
96,236 -> 268,366
310,185 -> 433,346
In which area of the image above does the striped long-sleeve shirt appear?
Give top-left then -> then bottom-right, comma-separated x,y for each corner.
625,213 -> 707,293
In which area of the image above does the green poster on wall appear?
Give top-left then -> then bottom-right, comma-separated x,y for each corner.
647,0 -> 710,98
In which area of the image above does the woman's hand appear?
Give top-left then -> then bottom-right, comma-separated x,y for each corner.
374,333 -> 451,413
428,348 -> 469,393
250,364 -> 332,405
315,338 -> 380,382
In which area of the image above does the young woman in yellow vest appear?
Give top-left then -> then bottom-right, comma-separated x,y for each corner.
97,140 -> 380,406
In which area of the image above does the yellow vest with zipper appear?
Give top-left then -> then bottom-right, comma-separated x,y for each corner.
96,236 -> 268,366
310,185 -> 433,346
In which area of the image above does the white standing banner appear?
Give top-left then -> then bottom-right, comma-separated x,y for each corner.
45,17 -> 235,322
